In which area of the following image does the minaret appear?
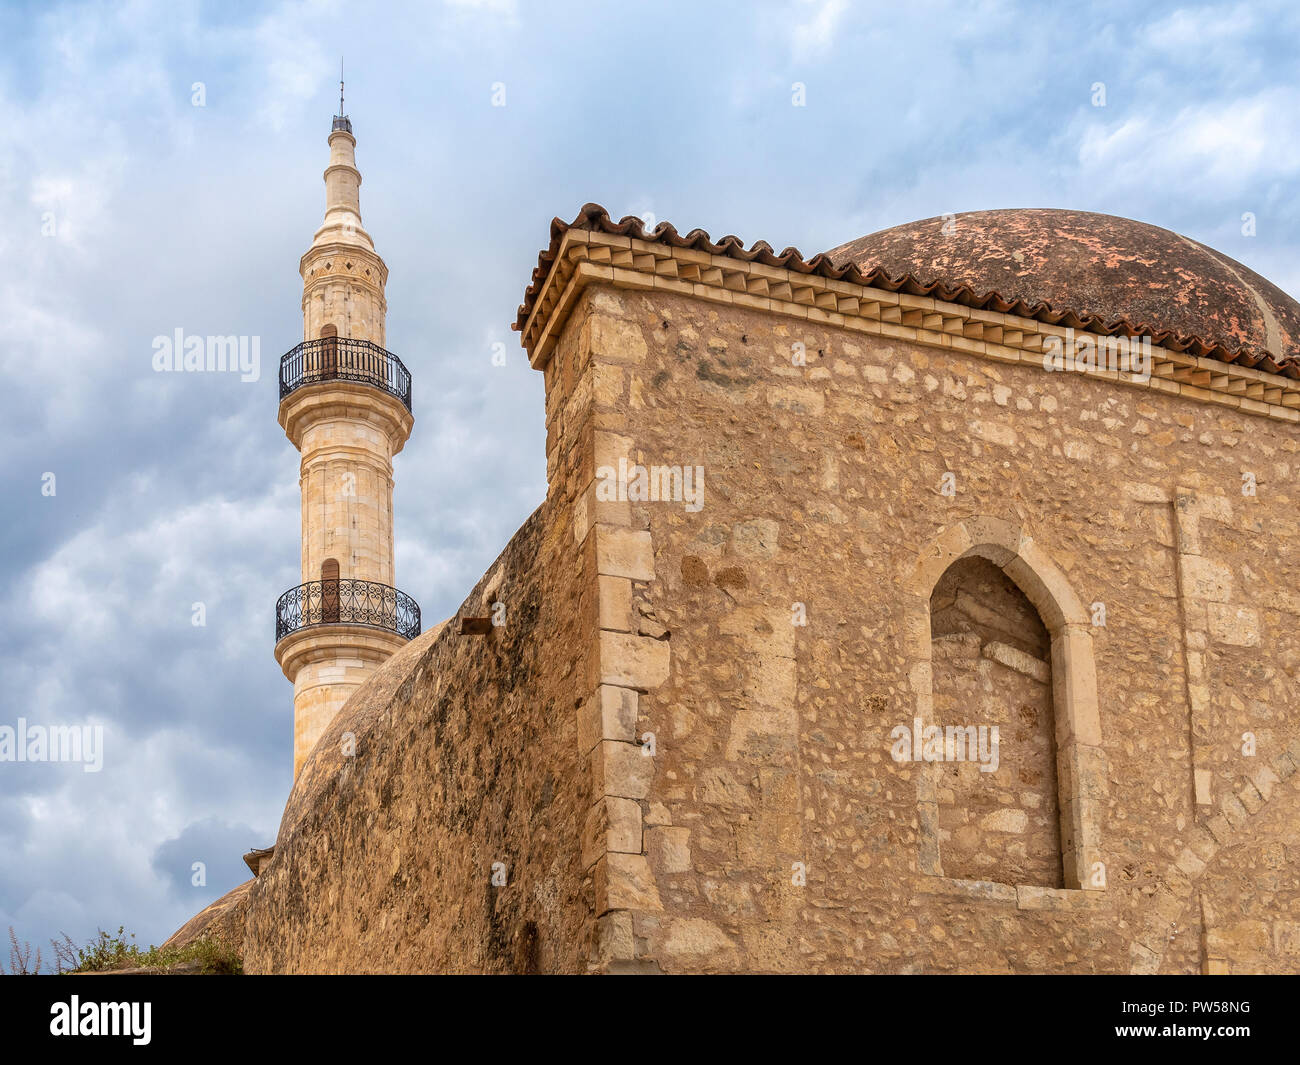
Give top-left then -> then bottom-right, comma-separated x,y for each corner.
274,88 -> 419,778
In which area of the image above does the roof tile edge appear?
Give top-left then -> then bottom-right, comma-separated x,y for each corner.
513,203 -> 1300,380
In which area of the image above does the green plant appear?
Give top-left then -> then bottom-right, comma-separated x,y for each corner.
4,925 -> 241,975
70,926 -> 241,974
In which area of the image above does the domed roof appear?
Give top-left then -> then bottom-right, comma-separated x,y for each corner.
827,208 -> 1300,361
517,204 -> 1299,377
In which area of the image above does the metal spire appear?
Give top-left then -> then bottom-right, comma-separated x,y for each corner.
332,57 -> 352,133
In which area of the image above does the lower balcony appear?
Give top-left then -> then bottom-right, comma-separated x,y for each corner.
274,578 -> 421,642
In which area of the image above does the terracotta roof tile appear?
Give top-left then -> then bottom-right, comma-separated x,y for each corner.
515,203 -> 1300,380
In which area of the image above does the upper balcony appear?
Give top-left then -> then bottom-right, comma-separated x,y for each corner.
279,337 -> 412,413
275,577 -> 421,643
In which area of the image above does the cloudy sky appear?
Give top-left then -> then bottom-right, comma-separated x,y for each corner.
2,0 -> 1297,962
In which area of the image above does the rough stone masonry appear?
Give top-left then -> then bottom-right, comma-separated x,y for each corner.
169,204 -> 1300,974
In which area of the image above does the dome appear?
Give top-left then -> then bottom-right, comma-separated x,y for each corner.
827,208 -> 1300,360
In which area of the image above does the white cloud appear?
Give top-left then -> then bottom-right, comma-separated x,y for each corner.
1143,4 -> 1256,51
249,1 -> 340,130
3,0 -> 1299,967
1075,89 -> 1300,195
791,0 -> 849,60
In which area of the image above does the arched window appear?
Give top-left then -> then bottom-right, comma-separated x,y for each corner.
904,518 -> 1105,892
318,323 -> 338,380
320,557 -> 340,623
930,555 -> 1061,887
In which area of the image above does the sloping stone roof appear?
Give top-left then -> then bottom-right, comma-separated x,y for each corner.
515,204 -> 1300,379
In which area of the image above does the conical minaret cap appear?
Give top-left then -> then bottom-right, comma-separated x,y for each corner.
310,115 -> 376,253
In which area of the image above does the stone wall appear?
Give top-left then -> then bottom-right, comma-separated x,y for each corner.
194,262 -> 1299,974
1158,770 -> 1300,973
162,879 -> 253,954
561,280 -> 1300,973
242,502 -> 597,972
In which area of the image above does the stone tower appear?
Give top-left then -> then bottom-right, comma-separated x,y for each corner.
273,100 -> 420,778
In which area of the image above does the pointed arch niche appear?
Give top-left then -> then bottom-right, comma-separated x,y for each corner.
902,517 -> 1107,893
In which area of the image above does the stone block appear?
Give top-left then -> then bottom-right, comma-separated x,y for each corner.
583,796 -> 643,867
1274,922 -> 1300,955
645,826 -> 692,874
1206,920 -> 1270,955
1274,751 -> 1297,782
767,384 -> 825,414
656,917 -> 740,969
1175,847 -> 1206,877
596,630 -> 671,691
594,853 -> 662,914
598,575 -> 634,632
1219,791 -> 1248,828
592,363 -> 624,408
1194,768 -> 1213,806
1049,627 -> 1102,748
982,640 -> 1050,682
590,739 -> 654,800
1178,555 -> 1233,603
586,314 -> 647,363
592,912 -> 635,967
1245,763 -> 1280,803
579,685 -> 639,752
981,808 -> 1028,833
594,525 -> 656,581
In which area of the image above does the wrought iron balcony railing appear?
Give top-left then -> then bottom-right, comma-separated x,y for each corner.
275,578 -> 421,641
279,337 -> 412,412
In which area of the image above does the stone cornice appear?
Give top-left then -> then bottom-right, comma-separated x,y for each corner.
520,230 -> 1300,425
278,381 -> 414,453
273,624 -> 408,682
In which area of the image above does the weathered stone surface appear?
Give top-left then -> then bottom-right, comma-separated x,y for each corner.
590,739 -> 655,800
595,630 -> 671,690
653,917 -> 740,969
544,278 -> 1300,974
981,640 -> 1050,682
578,685 -> 638,752
583,797 -> 642,868
586,313 -> 647,363
180,218 -> 1300,975
645,826 -> 691,874
237,508 -> 593,973
161,879 -> 253,955
1207,603 -> 1260,646
594,853 -> 662,914
594,525 -> 656,581
598,574 -> 634,632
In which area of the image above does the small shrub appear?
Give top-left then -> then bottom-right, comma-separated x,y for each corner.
71,926 -> 241,974
5,925 -> 241,975
6,927 -> 42,975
